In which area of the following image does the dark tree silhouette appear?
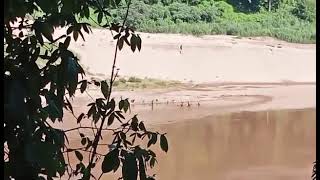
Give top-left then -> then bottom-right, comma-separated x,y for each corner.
4,0 -> 168,180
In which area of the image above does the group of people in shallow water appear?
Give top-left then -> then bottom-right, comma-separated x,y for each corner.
135,99 -> 200,110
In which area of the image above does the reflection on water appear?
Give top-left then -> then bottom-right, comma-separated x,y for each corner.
153,108 -> 315,180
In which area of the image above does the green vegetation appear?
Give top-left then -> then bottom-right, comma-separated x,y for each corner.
113,77 -> 181,90
88,76 -> 181,90
80,0 -> 316,43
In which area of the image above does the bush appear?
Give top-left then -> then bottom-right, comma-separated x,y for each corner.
149,4 -> 171,20
118,78 -> 127,83
291,0 -> 315,22
128,76 -> 143,83
103,0 -> 315,43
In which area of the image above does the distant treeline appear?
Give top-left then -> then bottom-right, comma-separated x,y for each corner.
82,0 -> 316,43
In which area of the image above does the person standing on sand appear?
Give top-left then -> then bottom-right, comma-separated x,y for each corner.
179,44 -> 183,54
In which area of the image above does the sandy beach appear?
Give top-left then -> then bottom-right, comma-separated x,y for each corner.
52,28 -> 316,84
49,27 -> 317,126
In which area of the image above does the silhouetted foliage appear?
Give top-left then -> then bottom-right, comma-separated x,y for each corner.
4,0 -> 168,180
312,161 -> 316,180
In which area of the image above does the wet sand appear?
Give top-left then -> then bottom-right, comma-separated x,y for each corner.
56,83 -> 315,127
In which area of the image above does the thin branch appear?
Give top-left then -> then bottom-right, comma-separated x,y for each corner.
66,150 -> 74,177
98,173 -> 104,180
85,90 -> 95,101
93,0 -> 114,36
63,148 -> 105,157
63,126 -> 119,133
87,0 -> 132,174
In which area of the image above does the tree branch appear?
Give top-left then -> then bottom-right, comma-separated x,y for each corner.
87,0 -> 132,174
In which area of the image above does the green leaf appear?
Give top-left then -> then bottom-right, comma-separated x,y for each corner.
148,150 -> 156,157
75,150 -> 83,161
114,114 -> 122,123
139,122 -> 146,131
122,153 -> 138,180
102,23 -> 109,28
113,33 -> 121,40
116,0 -> 122,5
76,162 -> 85,173
123,99 -> 130,113
130,133 -> 137,144
110,23 -> 121,32
78,30 -> 85,41
120,132 -> 126,141
130,34 -> 137,52
40,22 -> 54,42
147,133 -> 157,148
81,138 -> 87,145
98,12 -> 103,24
108,113 -> 115,126
66,56 -> 79,96
131,115 -> 139,131
44,100 -> 63,120
93,80 -> 100,86
118,37 -> 124,50
85,139 -> 92,150
65,97 -> 73,113
160,135 -> 168,153
137,35 -> 142,51
93,111 -> 101,123
53,129 -> 66,148
87,104 -> 96,118
67,26 -> 73,35
63,36 -> 71,49
73,31 -> 79,41
80,80 -> 87,93
115,111 -> 125,119
150,157 -> 156,168
108,99 -> 116,110
101,81 -> 109,99
82,24 -> 90,34
102,149 -> 120,173
123,36 -> 130,46
119,100 -> 124,110
77,113 -> 85,123
84,6 -> 90,18
94,9 -> 100,14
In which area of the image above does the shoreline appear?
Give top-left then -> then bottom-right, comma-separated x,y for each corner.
55,83 -> 315,129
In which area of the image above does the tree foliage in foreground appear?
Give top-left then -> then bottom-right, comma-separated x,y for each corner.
4,0 -> 168,179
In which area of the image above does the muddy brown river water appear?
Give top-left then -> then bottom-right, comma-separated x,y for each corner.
88,108 -> 316,180
146,108 -> 316,180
